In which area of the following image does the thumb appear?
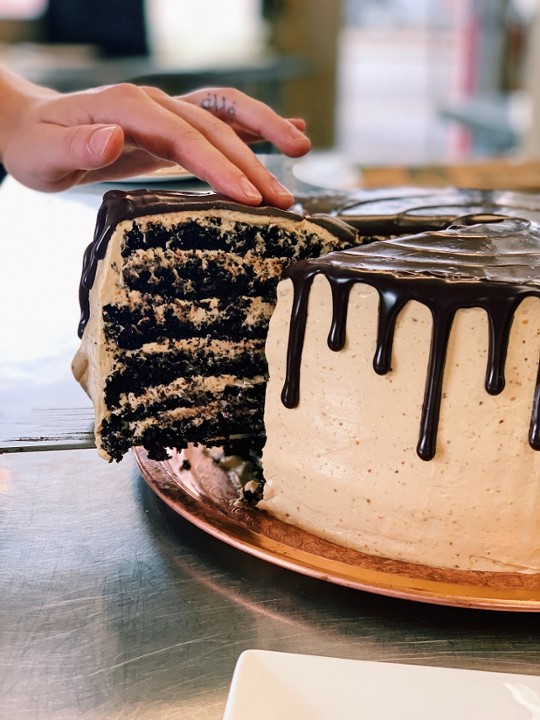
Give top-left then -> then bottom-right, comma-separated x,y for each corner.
65,124 -> 125,170
4,123 -> 125,192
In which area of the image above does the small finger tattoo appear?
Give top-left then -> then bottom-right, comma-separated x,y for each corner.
201,92 -> 237,118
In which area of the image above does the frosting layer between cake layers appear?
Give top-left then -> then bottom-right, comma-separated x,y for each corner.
261,216 -> 540,572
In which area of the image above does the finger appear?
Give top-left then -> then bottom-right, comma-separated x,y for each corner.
142,96 -> 295,207
73,127 -> 177,181
79,148 -> 174,185
80,85 -> 294,206
181,88 -> 311,157
229,118 -> 307,145
4,122 -> 125,191
142,75 -> 309,145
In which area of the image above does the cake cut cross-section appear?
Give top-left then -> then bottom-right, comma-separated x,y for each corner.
72,189 -> 356,463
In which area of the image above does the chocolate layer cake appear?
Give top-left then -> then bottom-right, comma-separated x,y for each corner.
75,187 -> 540,572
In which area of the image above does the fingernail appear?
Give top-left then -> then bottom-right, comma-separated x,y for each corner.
271,178 -> 293,200
289,124 -> 306,140
89,125 -> 117,156
240,177 -> 262,202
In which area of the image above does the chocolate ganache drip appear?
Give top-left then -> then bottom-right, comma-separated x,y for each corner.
281,217 -> 540,460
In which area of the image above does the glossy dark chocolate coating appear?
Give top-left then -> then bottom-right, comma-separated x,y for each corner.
281,214 -> 540,459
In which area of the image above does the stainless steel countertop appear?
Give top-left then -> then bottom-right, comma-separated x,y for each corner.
1,175 -> 540,720
3,448 -> 540,720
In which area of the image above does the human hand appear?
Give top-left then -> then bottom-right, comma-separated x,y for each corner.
0,69 -> 311,208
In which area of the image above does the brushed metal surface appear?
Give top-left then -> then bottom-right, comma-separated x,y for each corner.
2,449 -> 540,720
0,407 -> 95,452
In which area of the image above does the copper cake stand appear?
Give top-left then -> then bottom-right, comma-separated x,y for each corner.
134,445 -> 540,611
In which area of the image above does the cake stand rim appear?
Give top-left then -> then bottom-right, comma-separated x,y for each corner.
133,446 -> 540,612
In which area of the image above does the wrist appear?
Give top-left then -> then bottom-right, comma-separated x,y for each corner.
0,66 -> 55,163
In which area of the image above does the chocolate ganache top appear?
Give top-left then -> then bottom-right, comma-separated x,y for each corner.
295,186 -> 540,234
281,214 -> 540,460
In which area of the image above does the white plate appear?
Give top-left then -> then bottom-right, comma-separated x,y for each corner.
107,164 -> 196,184
107,154 -> 293,186
223,650 -> 540,719
292,151 -> 360,190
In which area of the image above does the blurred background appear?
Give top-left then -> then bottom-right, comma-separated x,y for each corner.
0,0 -> 539,176
2,0 -> 540,414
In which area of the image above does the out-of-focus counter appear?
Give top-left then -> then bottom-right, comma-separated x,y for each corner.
359,157 -> 540,191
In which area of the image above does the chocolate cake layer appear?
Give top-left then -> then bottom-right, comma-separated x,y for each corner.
103,295 -> 273,349
104,337 -> 267,404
